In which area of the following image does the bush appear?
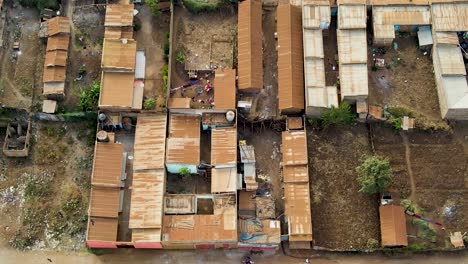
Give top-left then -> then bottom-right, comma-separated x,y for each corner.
147,0 -> 161,17
183,0 -> 222,13
176,51 -> 185,64
162,64 -> 169,94
321,102 -> 356,129
144,98 -> 156,110
413,219 -> 437,242
393,117 -> 402,130
19,0 -> 59,10
387,106 -> 414,118
179,167 -> 190,177
79,82 -> 100,111
356,155 -> 393,195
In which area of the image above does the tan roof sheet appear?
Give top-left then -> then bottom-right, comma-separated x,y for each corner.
132,228 -> 162,242
168,114 -> 200,138
277,4 -> 304,112
282,131 -> 308,166
105,4 -> 134,27
43,82 -> 65,95
374,24 -> 396,39
379,205 -> 408,246
337,29 -> 367,64
238,0 -> 263,91
371,0 -> 429,5
337,0 -> 366,4
338,4 -> 367,29
166,138 -> 200,165
164,194 -> 197,214
373,6 -> 431,26
287,116 -> 304,130
44,50 -> 68,67
104,26 -> 134,39
99,72 -> 134,108
129,170 -> 165,229
46,35 -> 70,51
92,142 -> 124,187
87,217 -> 118,242
89,187 -> 120,218
284,183 -> 313,241
303,4 -> 331,29
211,127 -> 237,166
42,99 -> 57,113
47,16 -> 70,36
434,45 -> 467,76
431,3 -> 468,32
434,32 -> 460,45
214,69 -> 236,110
168,97 -> 191,109
43,67 -> 66,83
238,219 -> 281,244
304,29 -> 324,59
134,114 -> 167,171
212,167 -> 238,193
283,165 -> 309,183
102,39 -> 137,71
339,63 -> 369,99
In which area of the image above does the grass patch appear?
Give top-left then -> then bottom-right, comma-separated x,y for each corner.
183,0 -> 225,13
10,206 -> 47,250
16,76 -> 32,97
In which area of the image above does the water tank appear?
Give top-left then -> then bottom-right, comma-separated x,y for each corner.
226,111 -> 235,122
98,113 -> 107,122
96,130 -> 109,142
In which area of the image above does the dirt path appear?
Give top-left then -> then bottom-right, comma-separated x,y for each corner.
401,132 -> 416,201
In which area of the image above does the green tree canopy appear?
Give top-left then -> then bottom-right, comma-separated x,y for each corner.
356,155 -> 393,195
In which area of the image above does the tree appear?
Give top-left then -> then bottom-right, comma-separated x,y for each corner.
356,155 -> 393,195
147,0 -> 161,17
320,102 -> 356,129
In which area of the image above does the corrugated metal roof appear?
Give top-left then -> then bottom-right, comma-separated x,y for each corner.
337,0 -> 366,4
239,145 -> 255,163
338,4 -> 367,29
43,82 -> 65,95
104,26 -> 134,39
87,217 -> 118,242
129,170 -> 165,229
47,16 -> 70,36
418,26 -> 433,46
277,4 -> 304,113
134,114 -> 167,171
434,45 -> 466,76
211,127 -> 237,166
46,35 -> 70,51
373,24 -> 396,39
43,67 -> 66,83
237,0 -> 263,91
164,194 -> 196,214
211,167 -> 238,193
168,114 -> 200,138
101,39 -> 137,71
379,205 -> 408,246
304,29 -> 324,59
373,6 -> 431,25
284,182 -> 313,241
135,51 -> 146,79
44,50 -> 68,67
371,0 -> 429,5
132,228 -> 162,242
337,29 -> 367,64
433,31 -> 459,45
304,58 -> 325,88
99,72 -> 134,108
168,97 -> 191,109
89,187 -> 120,218
431,3 -> 468,32
92,142 -> 124,187
166,114 -> 201,165
214,69 -> 236,110
339,63 -> 369,99
307,86 -> 339,108
42,100 -> 57,113
303,4 -> 331,29
282,131 -> 307,166
283,165 -> 309,183
105,4 -> 134,27
287,116 -> 303,130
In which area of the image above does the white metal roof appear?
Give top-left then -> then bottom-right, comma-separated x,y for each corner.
135,51 -> 146,79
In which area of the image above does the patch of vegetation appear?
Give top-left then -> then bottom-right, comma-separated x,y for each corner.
321,102 -> 356,129
356,155 -> 393,195
311,180 -> 324,204
147,0 -> 161,17
164,32 -> 170,63
19,0 -> 59,11
133,17 -> 142,31
87,248 -> 113,256
393,117 -> 402,130
371,65 -> 378,72
162,64 -> 169,95
386,106 -> 414,118
79,82 -> 100,111
366,238 -> 379,249
16,76 -> 32,97
183,0 -> 224,13
176,51 -> 185,64
144,98 -> 156,110
24,173 -> 51,200
413,219 -> 437,242
179,167 -> 190,178
10,206 -> 47,250
406,243 -> 427,253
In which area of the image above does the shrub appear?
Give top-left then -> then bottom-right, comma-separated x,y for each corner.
162,64 -> 169,94
413,219 -> 437,242
356,155 -> 393,195
144,98 -> 156,110
147,0 -> 161,17
407,243 -> 427,252
321,102 -> 356,129
387,106 -> 414,118
393,117 -> 402,130
79,82 -> 100,111
179,167 -> 190,177
19,0 -> 59,10
183,0 -> 222,13
176,51 -> 185,64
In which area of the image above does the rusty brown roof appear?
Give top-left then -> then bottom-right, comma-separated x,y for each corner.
211,127 -> 237,166
44,50 -> 68,67
134,114 -> 167,171
284,182 -> 313,241
46,35 -> 70,51
99,71 -> 134,108
168,114 -> 200,138
283,165 -> 309,183
166,114 -> 200,165
379,205 -> 408,246
168,97 -> 191,109
211,167 -> 237,193
101,39 -> 137,71
89,187 -> 120,218
105,4 -> 134,27
129,170 -> 165,229
214,69 -> 236,110
91,142 -> 124,187
47,16 -> 70,36
104,26 -> 134,39
43,67 -> 66,83
282,131 -> 308,166
87,217 -> 118,242
237,0 -> 263,91
277,4 -> 304,113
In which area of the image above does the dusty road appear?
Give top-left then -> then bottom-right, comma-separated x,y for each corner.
0,246 -> 467,264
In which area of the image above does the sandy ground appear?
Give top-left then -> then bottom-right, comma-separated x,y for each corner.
0,246 -> 467,264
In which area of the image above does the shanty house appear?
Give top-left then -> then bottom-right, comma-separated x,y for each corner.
211,127 -> 238,193
101,39 -> 137,72
47,16 -> 70,37
277,4 -> 304,114
379,205 -> 408,247
104,4 -> 134,39
237,0 -> 263,92
214,69 -> 237,110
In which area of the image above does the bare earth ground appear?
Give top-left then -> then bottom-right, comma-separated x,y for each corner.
368,36 -> 442,122
134,5 -> 170,105
307,124 -> 380,250
0,120 -> 95,251
0,4 -> 42,110
63,5 -> 105,111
